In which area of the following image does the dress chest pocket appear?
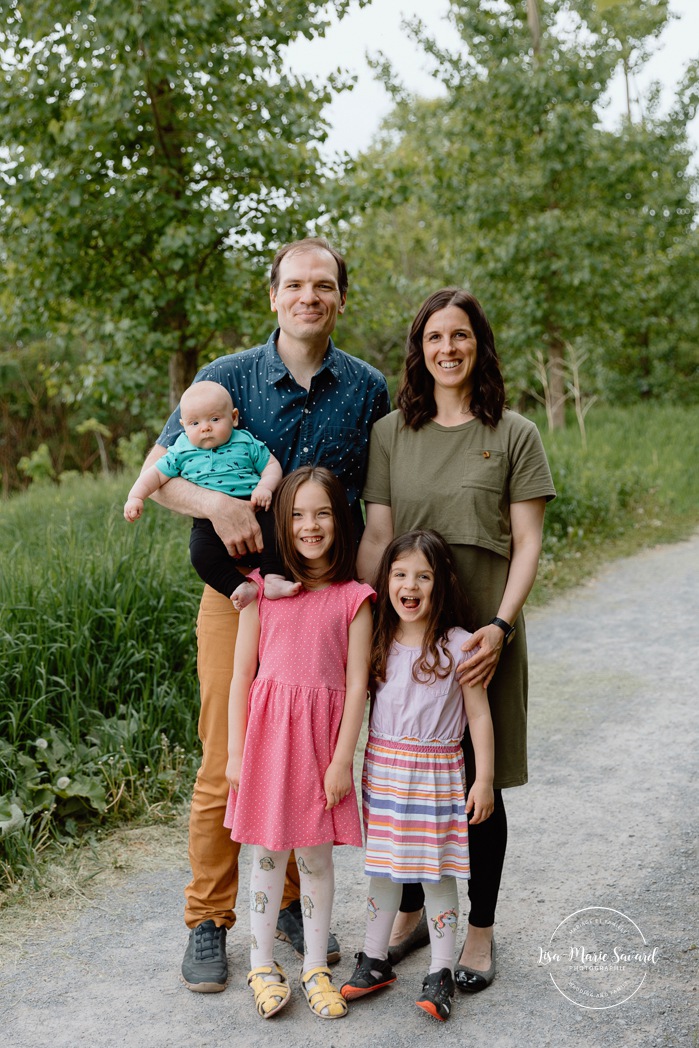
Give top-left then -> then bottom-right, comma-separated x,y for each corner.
461,449 -> 507,493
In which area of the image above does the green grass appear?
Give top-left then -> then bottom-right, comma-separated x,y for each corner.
0,475 -> 202,890
533,403 -> 699,598
1,403 -> 697,892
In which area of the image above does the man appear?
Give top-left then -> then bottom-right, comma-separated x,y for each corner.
141,237 -> 390,991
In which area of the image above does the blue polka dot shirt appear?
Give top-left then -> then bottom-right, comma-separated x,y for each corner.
157,330 -> 390,536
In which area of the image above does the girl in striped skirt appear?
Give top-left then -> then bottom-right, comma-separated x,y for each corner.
341,530 -> 494,1022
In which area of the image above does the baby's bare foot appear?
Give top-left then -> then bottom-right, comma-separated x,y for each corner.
231,580 -> 258,611
263,574 -> 302,600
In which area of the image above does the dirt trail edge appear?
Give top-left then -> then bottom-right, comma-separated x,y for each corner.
2,535 -> 698,1048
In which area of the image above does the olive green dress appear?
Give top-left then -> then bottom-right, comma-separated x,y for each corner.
362,409 -> 555,789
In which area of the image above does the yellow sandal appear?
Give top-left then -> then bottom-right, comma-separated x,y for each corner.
301,965 -> 348,1019
247,962 -> 290,1019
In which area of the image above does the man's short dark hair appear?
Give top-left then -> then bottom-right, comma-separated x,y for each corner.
269,237 -> 348,298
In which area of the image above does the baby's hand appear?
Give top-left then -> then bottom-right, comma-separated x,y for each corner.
466,781 -> 494,825
231,579 -> 259,611
263,574 -> 302,601
124,497 -> 144,522
250,484 -> 273,510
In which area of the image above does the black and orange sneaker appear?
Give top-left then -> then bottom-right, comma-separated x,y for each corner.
416,967 -> 455,1021
340,951 -> 397,1000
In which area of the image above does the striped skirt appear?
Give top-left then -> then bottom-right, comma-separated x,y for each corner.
361,732 -> 470,883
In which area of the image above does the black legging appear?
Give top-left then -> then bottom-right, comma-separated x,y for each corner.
399,789 -> 507,928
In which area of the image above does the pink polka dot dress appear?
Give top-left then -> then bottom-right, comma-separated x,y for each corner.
224,570 -> 374,851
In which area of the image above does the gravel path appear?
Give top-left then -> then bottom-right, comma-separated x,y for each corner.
2,535 -> 698,1047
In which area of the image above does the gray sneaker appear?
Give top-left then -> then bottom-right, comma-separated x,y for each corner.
181,920 -> 228,992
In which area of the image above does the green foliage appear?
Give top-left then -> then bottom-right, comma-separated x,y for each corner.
543,454 -> 647,548
17,442 -> 55,484
337,100 -> 459,376
342,0 -> 699,410
0,0 -> 367,407
116,432 -> 151,474
535,402 -> 699,591
4,727 -> 108,825
0,332 -> 167,494
0,475 -> 202,886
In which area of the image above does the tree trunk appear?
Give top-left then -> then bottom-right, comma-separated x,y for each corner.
146,74 -> 197,412
168,347 -> 199,410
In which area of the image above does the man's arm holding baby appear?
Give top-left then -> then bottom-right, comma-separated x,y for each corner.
140,444 -> 263,557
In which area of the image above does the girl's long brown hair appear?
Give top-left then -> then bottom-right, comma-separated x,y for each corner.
371,530 -> 473,685
273,466 -> 356,587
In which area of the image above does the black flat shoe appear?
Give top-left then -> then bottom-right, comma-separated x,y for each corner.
454,938 -> 496,993
387,910 -> 430,967
275,899 -> 341,965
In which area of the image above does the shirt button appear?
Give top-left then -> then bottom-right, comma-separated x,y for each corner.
303,446 -> 309,453
304,409 -> 310,414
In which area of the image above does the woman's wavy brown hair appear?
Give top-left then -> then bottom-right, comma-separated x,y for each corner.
274,466 -> 356,588
396,288 -> 506,430
371,530 -> 473,685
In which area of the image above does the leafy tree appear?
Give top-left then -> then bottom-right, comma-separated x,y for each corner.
344,0 -> 699,421
0,328 -> 169,492
338,100 -> 459,382
0,0 -> 366,409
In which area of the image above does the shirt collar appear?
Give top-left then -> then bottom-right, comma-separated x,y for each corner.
264,329 -> 341,384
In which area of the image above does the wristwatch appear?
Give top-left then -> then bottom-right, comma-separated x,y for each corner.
490,617 -> 516,646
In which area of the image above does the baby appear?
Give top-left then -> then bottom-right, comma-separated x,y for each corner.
124,380 -> 299,609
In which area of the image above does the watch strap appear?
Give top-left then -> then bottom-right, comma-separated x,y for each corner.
490,616 -> 515,643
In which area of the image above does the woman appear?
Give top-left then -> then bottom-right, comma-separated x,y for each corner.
357,288 -> 555,992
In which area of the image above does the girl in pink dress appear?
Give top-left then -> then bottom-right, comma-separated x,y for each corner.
341,530 -> 494,1023
224,466 -> 374,1022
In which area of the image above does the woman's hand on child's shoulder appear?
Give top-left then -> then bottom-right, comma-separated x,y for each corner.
466,780 -> 494,825
457,624 -> 504,689
323,759 -> 353,811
